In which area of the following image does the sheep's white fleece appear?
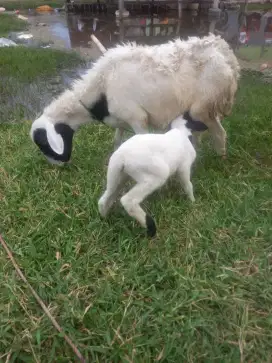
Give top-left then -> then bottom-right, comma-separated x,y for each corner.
43,33 -> 240,131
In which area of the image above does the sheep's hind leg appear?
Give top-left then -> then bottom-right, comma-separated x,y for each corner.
120,177 -> 167,237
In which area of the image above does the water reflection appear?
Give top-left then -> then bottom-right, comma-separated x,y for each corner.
33,6 -> 271,61
3,7 -> 271,122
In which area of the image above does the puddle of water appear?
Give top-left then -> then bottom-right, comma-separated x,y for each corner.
26,8 -> 272,55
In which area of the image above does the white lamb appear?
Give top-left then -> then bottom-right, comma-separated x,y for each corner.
30,33 -> 240,165
98,116 -> 197,237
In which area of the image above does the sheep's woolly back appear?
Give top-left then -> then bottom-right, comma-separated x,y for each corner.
43,34 -> 240,129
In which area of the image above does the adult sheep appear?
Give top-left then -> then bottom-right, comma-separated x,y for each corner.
30,33 -> 240,165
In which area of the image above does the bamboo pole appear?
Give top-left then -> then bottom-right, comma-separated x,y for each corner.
0,235 -> 86,363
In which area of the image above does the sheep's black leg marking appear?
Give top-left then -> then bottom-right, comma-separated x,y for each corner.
90,93 -> 110,123
184,111 -> 208,132
33,123 -> 74,162
146,214 -> 156,237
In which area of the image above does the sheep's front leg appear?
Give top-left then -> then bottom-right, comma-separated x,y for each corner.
113,128 -> 124,150
208,117 -> 227,157
191,131 -> 203,151
109,101 -> 149,138
190,104 -> 227,157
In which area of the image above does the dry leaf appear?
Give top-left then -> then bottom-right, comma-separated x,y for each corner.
60,263 -> 70,272
156,347 -> 164,361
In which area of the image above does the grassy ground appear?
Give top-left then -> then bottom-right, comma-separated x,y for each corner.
0,13 -> 27,37
0,46 -> 82,82
0,12 -> 84,123
247,2 -> 272,11
0,46 -> 83,122
0,70 -> 272,361
0,0 -> 64,10
237,45 -> 272,62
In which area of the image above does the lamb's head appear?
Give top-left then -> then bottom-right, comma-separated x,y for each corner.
171,113 -> 208,142
183,112 -> 208,133
30,114 -> 75,165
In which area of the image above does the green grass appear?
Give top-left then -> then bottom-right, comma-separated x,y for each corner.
0,13 -> 27,37
0,46 -> 84,122
0,70 -> 271,362
0,47 -> 83,82
247,2 -> 272,11
237,45 -> 272,62
1,0 -> 64,10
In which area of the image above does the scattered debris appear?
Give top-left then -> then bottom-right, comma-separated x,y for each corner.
54,7 -> 65,12
0,38 -> 17,47
8,31 -> 52,49
17,14 -> 28,21
17,33 -> 33,40
36,22 -> 47,26
260,62 -> 272,71
36,5 -> 54,12
115,9 -> 130,18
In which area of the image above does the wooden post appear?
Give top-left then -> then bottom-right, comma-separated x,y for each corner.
178,0 -> 182,19
212,0 -> 219,9
209,18 -> 216,33
119,0 -> 124,19
119,18 -> 125,42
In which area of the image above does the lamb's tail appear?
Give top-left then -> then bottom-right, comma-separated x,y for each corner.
106,152 -> 125,193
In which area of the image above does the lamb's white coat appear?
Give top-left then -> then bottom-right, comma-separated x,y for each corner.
30,33 -> 240,160
98,116 -> 196,236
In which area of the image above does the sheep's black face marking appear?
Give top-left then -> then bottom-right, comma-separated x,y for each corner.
146,214 -> 156,238
184,111 -> 208,132
33,123 -> 74,162
89,93 -> 110,122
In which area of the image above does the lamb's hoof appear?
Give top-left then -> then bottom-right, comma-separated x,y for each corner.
222,154 -> 227,160
146,214 -> 156,238
98,200 -> 107,218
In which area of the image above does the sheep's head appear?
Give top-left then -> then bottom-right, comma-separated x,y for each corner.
30,115 -> 74,165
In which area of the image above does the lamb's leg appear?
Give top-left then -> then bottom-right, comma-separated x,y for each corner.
98,170 -> 127,218
120,177 -> 167,237
177,165 -> 195,202
113,128 -> 124,150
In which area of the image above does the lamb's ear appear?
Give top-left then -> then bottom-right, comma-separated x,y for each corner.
46,122 -> 64,155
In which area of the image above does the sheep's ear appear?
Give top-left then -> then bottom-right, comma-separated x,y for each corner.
46,122 -> 64,155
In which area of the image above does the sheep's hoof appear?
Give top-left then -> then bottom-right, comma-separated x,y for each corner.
222,154 -> 227,160
146,214 -> 156,238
